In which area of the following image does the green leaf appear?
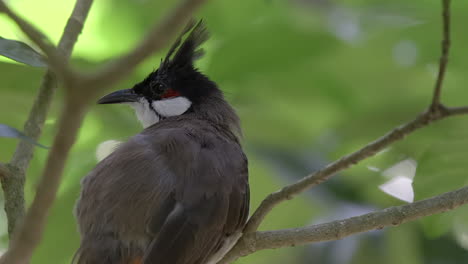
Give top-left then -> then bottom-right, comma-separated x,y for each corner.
0,124 -> 48,149
0,37 -> 47,67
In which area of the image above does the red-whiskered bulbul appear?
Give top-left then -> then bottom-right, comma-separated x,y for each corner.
73,20 -> 249,264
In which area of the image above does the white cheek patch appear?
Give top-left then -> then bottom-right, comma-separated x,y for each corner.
128,97 -> 191,128
152,97 -> 191,117
129,98 -> 160,128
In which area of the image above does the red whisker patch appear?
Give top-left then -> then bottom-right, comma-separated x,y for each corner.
162,89 -> 181,99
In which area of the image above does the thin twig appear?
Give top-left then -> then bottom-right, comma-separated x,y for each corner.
244,0 -> 454,234
431,0 -> 451,109
222,0 -> 458,262
56,0 -> 94,57
221,185 -> 468,263
243,108 -> 448,233
80,0 -> 207,91
0,98 -> 88,264
0,0 -> 205,263
1,162 -> 24,237
0,1 -> 73,80
444,106 -> 468,115
0,0 -> 93,239
2,0 -> 94,239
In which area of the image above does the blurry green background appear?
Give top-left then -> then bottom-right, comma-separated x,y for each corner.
1,0 -> 468,263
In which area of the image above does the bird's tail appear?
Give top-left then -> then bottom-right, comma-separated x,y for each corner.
72,236 -> 140,264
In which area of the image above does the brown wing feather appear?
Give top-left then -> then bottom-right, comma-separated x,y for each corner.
74,120 -> 248,264
142,125 -> 248,264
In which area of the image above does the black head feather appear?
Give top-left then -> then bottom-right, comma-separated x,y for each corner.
133,19 -> 218,103
162,19 -> 209,69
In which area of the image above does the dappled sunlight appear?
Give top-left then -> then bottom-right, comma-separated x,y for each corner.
75,114 -> 101,148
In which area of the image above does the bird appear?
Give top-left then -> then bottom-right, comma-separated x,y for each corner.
73,20 -> 249,264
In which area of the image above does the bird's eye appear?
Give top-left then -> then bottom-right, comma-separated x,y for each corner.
150,81 -> 165,94
156,83 -> 164,93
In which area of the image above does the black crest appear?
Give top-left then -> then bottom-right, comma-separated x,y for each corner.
160,19 -> 209,74
132,19 -> 217,103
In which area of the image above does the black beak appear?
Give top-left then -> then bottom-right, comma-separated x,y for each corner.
97,89 -> 140,104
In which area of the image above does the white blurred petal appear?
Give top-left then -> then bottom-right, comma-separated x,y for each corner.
454,229 -> 468,251
454,211 -> 468,250
376,147 -> 391,156
327,7 -> 362,43
379,176 -> 414,203
382,158 -> 417,180
96,140 -> 122,162
367,166 -> 381,172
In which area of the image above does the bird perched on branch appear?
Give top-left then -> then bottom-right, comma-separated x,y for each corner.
74,20 -> 249,264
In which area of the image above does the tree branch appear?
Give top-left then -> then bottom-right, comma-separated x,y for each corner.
243,0 -> 455,235
244,106 -> 455,233
0,1 -> 72,80
0,0 -> 94,240
0,98 -> 88,264
444,106 -> 468,115
80,0 -> 207,91
0,0 -> 459,263
0,163 -> 9,178
431,0 -> 451,109
0,0 -> 205,263
221,0 -> 459,262
221,186 -> 468,263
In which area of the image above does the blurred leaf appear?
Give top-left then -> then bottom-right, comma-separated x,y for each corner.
385,224 -> 423,264
420,212 -> 454,239
414,124 -> 468,199
0,124 -> 48,149
0,37 -> 47,67
0,0 -> 466,263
